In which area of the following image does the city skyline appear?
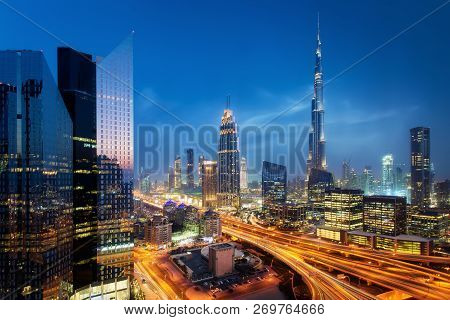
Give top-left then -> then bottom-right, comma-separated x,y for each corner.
0,0 -> 449,304
1,0 -> 449,179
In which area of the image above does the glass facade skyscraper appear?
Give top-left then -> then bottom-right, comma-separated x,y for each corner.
57,47 -> 98,290
217,107 -> 240,208
0,50 -> 73,299
262,161 -> 287,214
382,154 -> 394,196
186,148 -> 194,191
363,195 -> 406,236
96,34 -> 134,282
97,34 -> 134,183
410,127 -> 431,207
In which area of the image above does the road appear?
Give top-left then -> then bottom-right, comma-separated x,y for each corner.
222,216 -> 450,300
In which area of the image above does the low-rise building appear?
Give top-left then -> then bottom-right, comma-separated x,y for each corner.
208,243 -> 234,277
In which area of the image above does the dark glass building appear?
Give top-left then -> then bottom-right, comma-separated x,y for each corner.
97,156 -> 133,281
0,50 -> 73,299
410,127 -> 431,208
186,148 -> 194,191
434,180 -> 450,209
58,47 -> 98,290
217,105 -> 240,208
262,161 -> 287,214
363,195 -> 407,236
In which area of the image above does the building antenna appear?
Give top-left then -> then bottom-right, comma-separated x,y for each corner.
226,95 -> 231,108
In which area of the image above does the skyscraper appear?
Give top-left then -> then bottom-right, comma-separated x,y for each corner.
360,166 -> 374,195
186,148 -> 194,191
307,15 -> 326,177
197,154 -> 204,187
174,155 -> 182,190
202,160 -> 218,208
97,33 -> 134,182
410,127 -> 431,207
1,50 -> 73,299
240,157 -> 248,191
382,154 -> 394,196
262,161 -> 287,214
57,47 -> 98,290
96,34 -> 134,282
217,103 -> 240,208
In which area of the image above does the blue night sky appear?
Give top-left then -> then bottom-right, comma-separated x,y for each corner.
1,0 -> 449,181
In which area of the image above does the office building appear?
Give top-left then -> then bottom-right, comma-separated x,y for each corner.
96,33 -> 134,182
201,160 -> 217,208
382,154 -> 394,196
363,196 -> 407,236
262,161 -> 287,214
360,166 -> 374,195
186,148 -> 194,191
96,35 -> 134,283
307,16 -> 327,177
57,46 -> 98,290
408,208 -> 448,241
410,127 -> 431,207
308,168 -> 334,203
97,156 -> 133,281
208,243 -> 234,277
217,105 -> 240,208
1,50 -> 73,299
323,189 -> 364,231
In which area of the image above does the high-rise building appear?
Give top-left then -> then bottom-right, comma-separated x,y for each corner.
168,166 -> 175,191
363,196 -> 407,236
323,189 -> 364,231
341,161 -> 350,188
186,148 -> 194,191
97,156 -> 133,281
240,157 -> 248,191
262,161 -> 287,214
197,154 -> 204,187
434,180 -> 450,209
202,160 -> 217,208
307,16 -> 326,177
217,104 -> 240,208
1,50 -> 73,299
174,155 -> 182,190
57,47 -> 98,290
360,166 -> 374,195
308,168 -> 334,204
96,33 -> 134,182
96,35 -> 134,283
382,154 -> 394,196
410,127 -> 431,207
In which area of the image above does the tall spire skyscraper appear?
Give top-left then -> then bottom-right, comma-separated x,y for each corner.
307,14 -> 327,177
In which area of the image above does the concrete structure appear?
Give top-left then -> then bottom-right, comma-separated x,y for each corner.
407,208 -> 448,242
208,243 -> 234,277
145,216 -> 172,249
